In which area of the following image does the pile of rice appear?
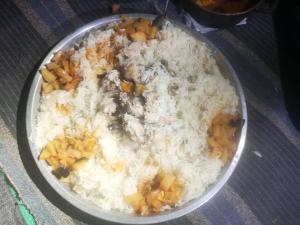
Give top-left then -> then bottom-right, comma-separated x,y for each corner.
35,21 -> 239,213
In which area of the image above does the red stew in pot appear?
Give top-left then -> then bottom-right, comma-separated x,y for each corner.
193,0 -> 252,13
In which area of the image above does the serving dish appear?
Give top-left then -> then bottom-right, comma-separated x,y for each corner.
182,0 -> 270,28
26,13 -> 247,224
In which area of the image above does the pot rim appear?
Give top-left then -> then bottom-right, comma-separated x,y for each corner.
186,0 -> 262,16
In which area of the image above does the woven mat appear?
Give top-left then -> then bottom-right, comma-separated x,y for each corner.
0,0 -> 299,225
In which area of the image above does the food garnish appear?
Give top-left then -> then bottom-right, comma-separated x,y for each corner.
40,49 -> 82,93
114,17 -> 157,41
208,113 -> 241,162
39,132 -> 97,178
125,171 -> 184,215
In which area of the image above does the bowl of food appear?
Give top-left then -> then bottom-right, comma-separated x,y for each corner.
183,0 -> 263,28
26,14 -> 247,224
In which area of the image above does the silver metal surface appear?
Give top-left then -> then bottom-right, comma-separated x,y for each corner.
26,14 -> 247,224
152,0 -> 170,28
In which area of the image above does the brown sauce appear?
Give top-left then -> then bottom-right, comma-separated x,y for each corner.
193,0 -> 252,13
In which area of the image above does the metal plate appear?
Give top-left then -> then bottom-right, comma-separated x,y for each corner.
26,13 -> 247,224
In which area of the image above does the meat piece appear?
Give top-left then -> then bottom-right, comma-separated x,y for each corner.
101,70 -> 121,92
123,114 -> 144,142
129,98 -> 144,117
124,64 -> 140,83
101,96 -> 117,115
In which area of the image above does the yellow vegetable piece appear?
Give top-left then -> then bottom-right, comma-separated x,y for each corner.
38,132 -> 97,179
42,82 -> 54,94
84,138 -> 96,152
147,26 -> 157,39
67,148 -> 82,159
54,68 -> 72,82
112,162 -> 125,172
39,148 -> 51,160
51,51 -> 64,63
135,83 -> 145,96
71,158 -> 88,171
120,80 -> 134,94
160,173 -> 175,191
62,59 -> 70,74
125,192 -> 145,211
129,31 -> 147,42
41,68 -> 57,83
50,80 -> 60,90
46,62 -> 60,70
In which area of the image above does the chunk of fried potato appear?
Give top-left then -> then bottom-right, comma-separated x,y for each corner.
52,51 -> 64,63
46,62 -> 60,71
129,31 -> 147,42
50,80 -> 60,90
135,83 -> 145,96
63,76 -> 82,91
125,193 -> 145,211
54,68 -> 72,82
159,173 -> 175,191
42,82 -> 54,94
120,80 -> 134,94
146,190 -> 163,211
71,158 -> 88,171
41,68 -> 57,83
39,148 -> 51,160
119,16 -> 134,29
134,21 -> 149,34
62,59 -> 70,74
147,26 -> 157,39
46,156 -> 60,169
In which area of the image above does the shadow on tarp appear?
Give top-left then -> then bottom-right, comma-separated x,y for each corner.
16,35 -> 118,225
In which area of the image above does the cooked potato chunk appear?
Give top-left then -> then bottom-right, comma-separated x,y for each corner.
208,113 -> 241,162
160,173 -> 175,191
46,62 -> 59,70
62,59 -> 70,74
39,148 -> 51,160
50,80 -> 60,90
129,31 -> 147,42
42,82 -> 54,94
41,48 -> 83,93
125,170 -> 184,215
63,76 -> 82,91
147,26 -> 157,39
41,68 -> 57,83
135,83 -> 145,96
115,17 -> 158,41
38,132 -> 97,179
71,158 -> 88,171
52,51 -> 63,63
125,193 -> 145,212
54,68 -> 72,82
120,80 -> 134,94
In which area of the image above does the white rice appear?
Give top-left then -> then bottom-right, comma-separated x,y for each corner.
35,22 -> 239,213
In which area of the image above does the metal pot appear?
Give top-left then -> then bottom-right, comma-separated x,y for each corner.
182,0 -> 266,28
26,14 -> 247,224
